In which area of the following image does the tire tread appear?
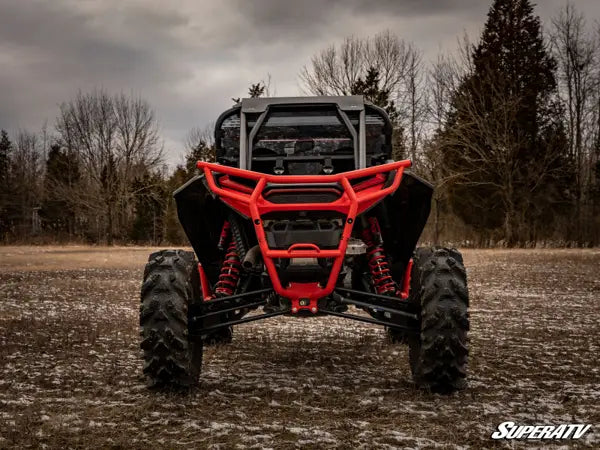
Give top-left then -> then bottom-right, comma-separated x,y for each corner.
409,247 -> 469,393
140,249 -> 202,388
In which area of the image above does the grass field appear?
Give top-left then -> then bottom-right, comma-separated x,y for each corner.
0,246 -> 598,448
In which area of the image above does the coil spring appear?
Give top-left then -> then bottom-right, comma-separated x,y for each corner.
229,218 -> 247,263
217,220 -> 231,251
361,217 -> 399,296
214,240 -> 241,297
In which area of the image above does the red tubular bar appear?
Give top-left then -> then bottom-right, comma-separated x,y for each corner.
400,258 -> 414,299
198,263 -> 214,301
197,160 -> 411,313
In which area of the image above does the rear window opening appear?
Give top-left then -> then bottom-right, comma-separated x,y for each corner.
250,107 -> 355,175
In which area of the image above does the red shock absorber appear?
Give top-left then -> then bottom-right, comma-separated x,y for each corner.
214,222 -> 241,297
217,220 -> 231,251
361,217 -> 400,297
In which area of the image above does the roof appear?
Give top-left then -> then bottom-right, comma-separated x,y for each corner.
240,95 -> 365,113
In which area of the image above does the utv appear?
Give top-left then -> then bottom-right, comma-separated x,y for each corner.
140,96 -> 469,393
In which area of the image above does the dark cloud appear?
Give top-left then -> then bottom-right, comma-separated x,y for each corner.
0,0 -> 599,165
235,0 -> 480,27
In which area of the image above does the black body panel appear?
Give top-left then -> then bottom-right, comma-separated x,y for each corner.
173,176 -> 227,282
370,171 -> 433,279
174,170 -> 432,288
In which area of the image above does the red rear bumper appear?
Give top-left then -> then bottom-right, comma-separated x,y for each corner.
197,160 -> 411,313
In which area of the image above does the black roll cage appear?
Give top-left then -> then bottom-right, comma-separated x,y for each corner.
214,95 -> 393,170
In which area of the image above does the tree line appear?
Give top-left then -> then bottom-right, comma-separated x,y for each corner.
0,91 -> 167,244
0,0 -> 598,247
300,0 -> 600,246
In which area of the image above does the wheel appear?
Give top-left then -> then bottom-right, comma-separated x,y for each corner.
386,247 -> 434,344
140,249 -> 203,388
408,247 -> 469,393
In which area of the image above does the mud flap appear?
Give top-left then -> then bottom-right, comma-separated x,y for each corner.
373,171 -> 433,281
173,175 -> 226,282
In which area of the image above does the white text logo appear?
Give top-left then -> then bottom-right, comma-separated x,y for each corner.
491,422 -> 591,440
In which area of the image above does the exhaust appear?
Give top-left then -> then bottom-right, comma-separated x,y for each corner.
242,245 -> 262,272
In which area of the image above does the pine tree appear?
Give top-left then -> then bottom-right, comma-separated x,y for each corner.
41,145 -> 81,235
351,66 -> 406,159
441,0 -> 574,245
0,130 -> 10,185
248,82 -> 265,98
232,81 -> 267,104
472,0 -> 557,133
100,153 -> 118,245
185,140 -> 213,175
0,130 -> 12,238
164,167 -> 189,244
351,67 -> 399,123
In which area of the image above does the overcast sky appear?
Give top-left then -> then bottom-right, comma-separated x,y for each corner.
1,0 -> 599,166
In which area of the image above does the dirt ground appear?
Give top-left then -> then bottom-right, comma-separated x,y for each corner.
0,246 -> 598,449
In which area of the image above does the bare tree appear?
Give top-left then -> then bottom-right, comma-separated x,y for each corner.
299,31 -> 413,98
365,30 -> 413,93
113,93 -> 163,236
114,93 -> 163,175
551,4 -> 596,158
300,37 -> 362,96
419,53 -> 461,244
300,31 -> 425,163
427,52 -> 459,132
55,90 -> 163,244
398,45 -> 426,162
262,73 -> 275,97
589,24 -> 600,244
550,2 -> 599,241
